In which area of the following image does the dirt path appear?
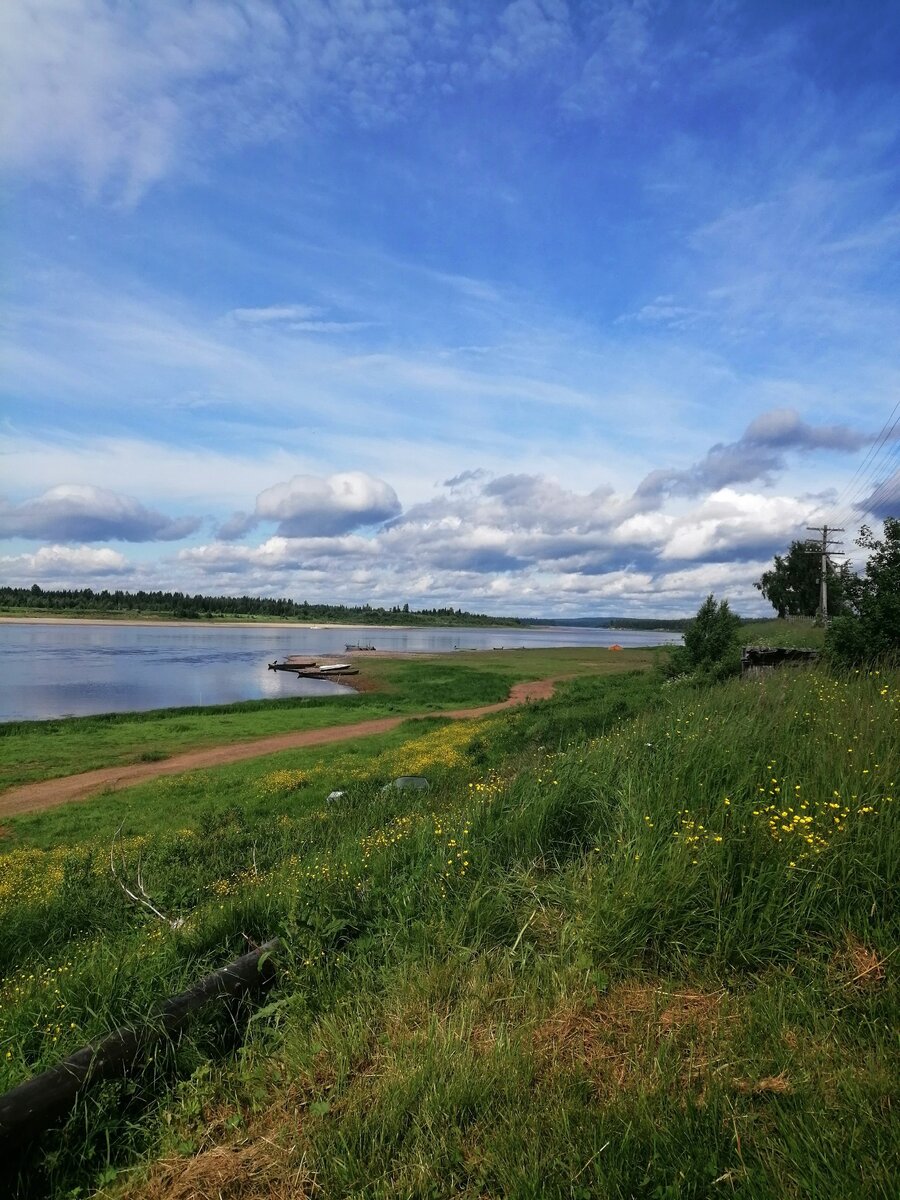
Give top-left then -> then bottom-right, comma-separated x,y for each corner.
0,679 -> 559,818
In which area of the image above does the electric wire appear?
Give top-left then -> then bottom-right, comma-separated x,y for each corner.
827,398 -> 900,522
823,409 -> 900,535
831,437 -> 900,533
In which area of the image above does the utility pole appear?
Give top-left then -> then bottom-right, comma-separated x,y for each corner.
805,525 -> 844,622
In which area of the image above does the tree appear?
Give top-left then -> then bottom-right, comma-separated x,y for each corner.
755,541 -> 849,618
825,519 -> 900,666
666,594 -> 742,680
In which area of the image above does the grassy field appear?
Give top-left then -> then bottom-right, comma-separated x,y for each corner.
0,647 -> 659,790
0,663 -> 896,1197
740,619 -> 826,649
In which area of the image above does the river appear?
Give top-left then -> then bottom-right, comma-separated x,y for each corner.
0,621 -> 681,722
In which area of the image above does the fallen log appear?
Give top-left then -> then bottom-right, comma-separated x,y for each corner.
0,938 -> 279,1143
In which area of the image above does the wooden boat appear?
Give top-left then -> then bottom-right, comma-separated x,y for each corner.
267,659 -> 358,678
293,666 -> 359,678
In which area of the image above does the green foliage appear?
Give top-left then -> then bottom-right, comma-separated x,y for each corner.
755,540 -> 850,618
2,667 -> 897,1198
0,649 -> 655,790
739,618 -> 825,649
826,519 -> 900,666
0,584 -> 522,626
665,594 -> 741,681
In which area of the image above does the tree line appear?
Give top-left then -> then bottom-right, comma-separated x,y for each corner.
0,586 -> 525,627
656,518 -> 900,681
754,519 -> 899,665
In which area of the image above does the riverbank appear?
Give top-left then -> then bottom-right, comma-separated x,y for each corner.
0,615 -> 428,631
1,664 -> 895,1197
0,647 -> 659,789
0,679 -> 560,817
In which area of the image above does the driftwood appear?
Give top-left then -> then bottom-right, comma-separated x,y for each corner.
110,824 -> 184,929
0,939 -> 279,1143
741,646 -> 820,676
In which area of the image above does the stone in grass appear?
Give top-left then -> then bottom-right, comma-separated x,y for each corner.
326,790 -> 346,804
380,776 -> 430,794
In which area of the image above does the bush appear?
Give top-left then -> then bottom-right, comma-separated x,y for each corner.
826,519 -> 900,666
665,594 -> 741,681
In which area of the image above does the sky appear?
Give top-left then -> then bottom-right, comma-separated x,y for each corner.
2,0 -> 899,617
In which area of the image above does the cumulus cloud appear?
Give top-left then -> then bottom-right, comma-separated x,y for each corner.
443,468 -> 491,490
742,410 -> 869,452
0,544 -> 128,580
659,488 -> 810,563
184,456 -> 825,616
179,534 -> 376,574
0,485 -> 200,543
24,418 -> 875,613
220,472 -> 402,539
636,408 -> 872,501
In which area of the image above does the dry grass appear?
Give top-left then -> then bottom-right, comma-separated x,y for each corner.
732,1072 -> 792,1095
836,934 -> 887,989
116,1136 -> 316,1200
531,981 -> 731,1096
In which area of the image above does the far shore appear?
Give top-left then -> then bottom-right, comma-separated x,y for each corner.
0,615 -> 666,634
0,615 -> 455,632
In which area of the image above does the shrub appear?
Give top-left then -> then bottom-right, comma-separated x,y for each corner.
826,519 -> 900,666
665,594 -> 741,681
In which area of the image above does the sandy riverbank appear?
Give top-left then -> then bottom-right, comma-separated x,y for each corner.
0,616 -> 438,631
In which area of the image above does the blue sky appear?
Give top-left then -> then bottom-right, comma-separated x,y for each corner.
2,0 -> 899,615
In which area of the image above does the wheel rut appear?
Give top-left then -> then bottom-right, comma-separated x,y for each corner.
0,678 -> 559,817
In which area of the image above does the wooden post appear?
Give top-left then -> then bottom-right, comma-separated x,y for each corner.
0,939 -> 279,1143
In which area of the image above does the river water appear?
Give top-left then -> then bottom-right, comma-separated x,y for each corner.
0,621 -> 681,722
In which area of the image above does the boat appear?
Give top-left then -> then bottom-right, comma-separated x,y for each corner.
292,666 -> 359,678
317,662 -> 352,673
268,659 -> 316,672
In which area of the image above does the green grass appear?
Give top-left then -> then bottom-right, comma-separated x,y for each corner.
741,618 -> 826,649
0,647 -> 659,789
1,666 -> 896,1198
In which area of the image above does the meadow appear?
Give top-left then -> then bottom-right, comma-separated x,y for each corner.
0,647 -> 658,790
0,662 -> 896,1197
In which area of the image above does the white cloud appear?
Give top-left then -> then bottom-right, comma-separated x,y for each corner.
0,0 -> 583,202
179,534 -> 376,573
223,471 -> 402,538
229,305 -> 322,324
660,488 -> 810,562
1,544 -> 128,580
164,463 -> 831,616
0,484 -> 200,543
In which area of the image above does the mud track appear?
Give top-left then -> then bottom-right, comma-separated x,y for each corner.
0,679 -> 558,818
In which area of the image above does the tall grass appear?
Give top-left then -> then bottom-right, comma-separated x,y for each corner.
1,668 -> 896,1197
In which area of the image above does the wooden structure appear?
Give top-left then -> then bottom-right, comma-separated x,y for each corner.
0,939 -> 279,1143
268,659 -> 359,678
741,646 -> 820,677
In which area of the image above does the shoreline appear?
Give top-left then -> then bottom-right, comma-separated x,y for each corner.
0,616 -> 450,632
0,615 -> 684,635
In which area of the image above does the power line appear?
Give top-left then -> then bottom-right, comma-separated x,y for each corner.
827,398 -> 900,524
854,460 -> 900,522
803,525 -> 844,622
831,437 -> 900,532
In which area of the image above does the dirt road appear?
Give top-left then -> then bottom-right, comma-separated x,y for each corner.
0,679 -> 558,818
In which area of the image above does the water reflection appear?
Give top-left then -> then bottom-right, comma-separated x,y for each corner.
0,621 -> 680,722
